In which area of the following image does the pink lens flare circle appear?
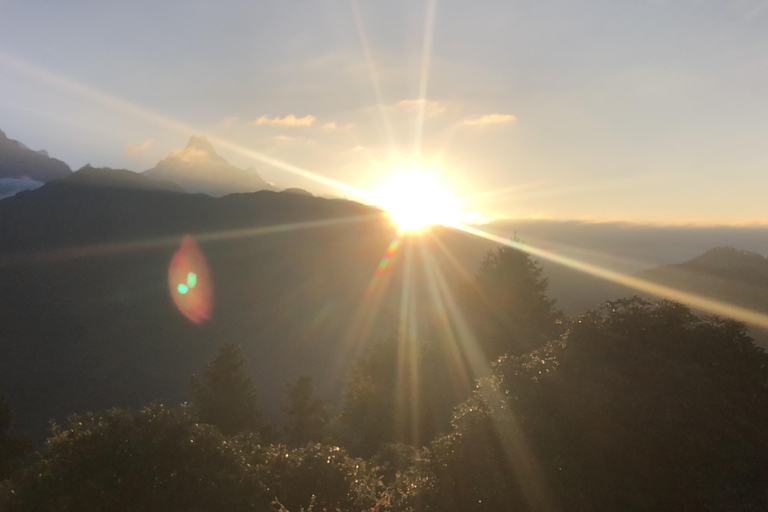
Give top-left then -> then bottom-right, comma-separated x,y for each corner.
168,235 -> 212,324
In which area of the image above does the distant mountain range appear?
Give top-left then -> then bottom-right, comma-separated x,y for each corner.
0,129 -> 278,199
143,135 -> 276,196
639,247 -> 768,343
534,245 -> 768,346
0,129 -> 71,198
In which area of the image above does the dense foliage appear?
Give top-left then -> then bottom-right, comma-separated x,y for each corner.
281,376 -> 331,446
0,406 -> 385,512
460,246 -> 563,359
3,244 -> 768,511
0,405 -> 265,512
425,299 -> 768,511
191,342 -> 265,438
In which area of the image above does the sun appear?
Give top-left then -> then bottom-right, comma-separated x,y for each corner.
374,170 -> 464,233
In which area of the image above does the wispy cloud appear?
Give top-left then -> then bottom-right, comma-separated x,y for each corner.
321,121 -> 355,130
271,135 -> 317,144
462,113 -> 516,127
221,116 -> 238,128
396,99 -> 446,115
125,139 -> 153,155
252,114 -> 316,127
168,146 -> 210,163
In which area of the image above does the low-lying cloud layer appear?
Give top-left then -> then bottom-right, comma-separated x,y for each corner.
125,139 -> 153,155
0,177 -> 44,199
462,114 -> 516,127
251,114 -> 317,127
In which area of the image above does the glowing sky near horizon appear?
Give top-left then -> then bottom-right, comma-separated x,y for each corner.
1,1 -> 767,223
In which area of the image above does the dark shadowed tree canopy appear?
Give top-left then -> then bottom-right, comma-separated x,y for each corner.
190,342 -> 264,437
338,336 -> 404,458
0,405 -> 268,512
426,299 -> 768,512
338,334 -> 475,459
281,375 -> 331,447
460,246 -> 562,360
0,406 -> 387,512
251,443 -> 382,512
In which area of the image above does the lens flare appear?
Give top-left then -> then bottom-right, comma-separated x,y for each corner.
169,235 -> 212,324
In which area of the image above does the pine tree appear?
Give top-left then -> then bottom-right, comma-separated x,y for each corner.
460,245 -> 562,359
190,343 -> 263,437
282,375 -> 330,446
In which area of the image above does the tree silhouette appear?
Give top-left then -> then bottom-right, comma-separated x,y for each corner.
338,334 -> 470,458
460,246 -> 562,360
338,336 -> 402,458
252,443 -> 382,512
190,342 -> 264,437
427,299 -> 768,511
1,405 -> 266,512
0,395 -> 30,481
282,375 -> 330,447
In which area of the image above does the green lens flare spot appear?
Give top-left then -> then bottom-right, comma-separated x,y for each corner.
177,283 -> 189,294
187,272 -> 197,288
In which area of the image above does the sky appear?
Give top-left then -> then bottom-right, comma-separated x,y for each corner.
1,0 -> 767,223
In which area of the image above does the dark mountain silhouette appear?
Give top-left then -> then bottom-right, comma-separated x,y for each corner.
0,129 -> 71,199
533,245 -> 768,346
475,220 -> 768,322
645,246 -> 768,283
67,164 -> 186,193
638,247 -> 768,328
0,166 -> 482,442
630,247 -> 768,346
143,135 -> 276,196
281,188 -> 313,197
488,219 -> 768,274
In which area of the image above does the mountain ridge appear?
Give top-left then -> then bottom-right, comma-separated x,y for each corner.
0,129 -> 72,199
143,135 -> 276,197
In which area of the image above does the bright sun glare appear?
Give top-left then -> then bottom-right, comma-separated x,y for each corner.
375,170 -> 465,233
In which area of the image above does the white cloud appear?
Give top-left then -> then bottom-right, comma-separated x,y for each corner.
462,114 -> 516,127
125,139 -> 153,155
0,178 -> 44,199
168,146 -> 209,163
251,114 -> 316,127
322,122 -> 355,130
271,135 -> 316,144
272,135 -> 299,142
396,99 -> 446,116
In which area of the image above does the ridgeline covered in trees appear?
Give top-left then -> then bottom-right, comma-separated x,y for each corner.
2,246 -> 768,511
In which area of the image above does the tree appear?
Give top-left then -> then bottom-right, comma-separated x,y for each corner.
1,404 -> 268,512
425,299 -> 768,511
190,342 -> 264,437
282,376 -> 330,447
0,395 -> 30,481
0,406 -> 388,512
252,443 -> 382,512
338,334 -> 470,458
338,336 -> 403,458
460,246 -> 562,360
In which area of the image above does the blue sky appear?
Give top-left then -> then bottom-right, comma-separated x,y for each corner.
1,0 -> 767,223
